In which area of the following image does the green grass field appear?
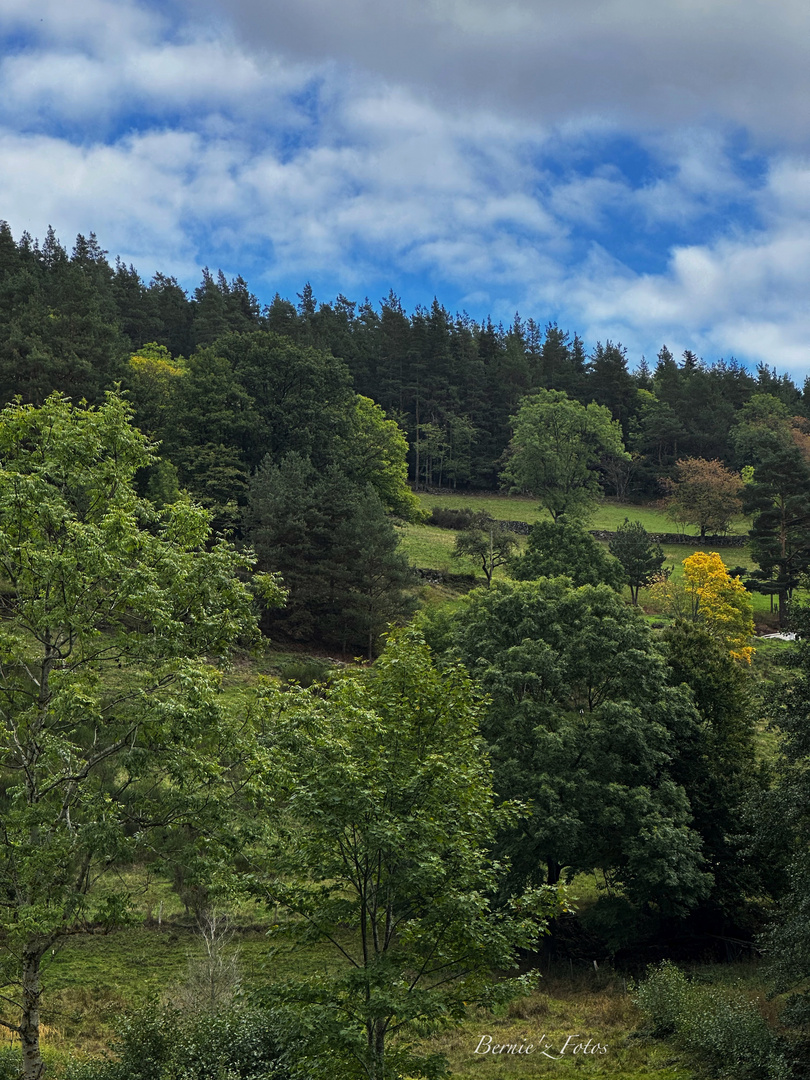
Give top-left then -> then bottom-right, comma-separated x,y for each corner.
400,493 -> 778,619
416,491 -> 752,536
24,897 -> 699,1080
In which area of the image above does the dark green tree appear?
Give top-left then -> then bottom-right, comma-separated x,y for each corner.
743,443 -> 810,623
759,606 -> 810,1030
245,454 -> 414,654
214,330 -> 355,472
437,581 -> 710,913
661,622 -> 761,918
609,518 -> 666,603
510,519 -> 625,590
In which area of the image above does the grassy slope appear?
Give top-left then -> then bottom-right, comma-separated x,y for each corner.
31,907 -> 697,1079
416,491 -> 751,535
401,492 -> 779,620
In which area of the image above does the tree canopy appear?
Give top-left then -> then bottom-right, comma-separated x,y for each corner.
248,629 -> 566,1079
0,392 -> 280,1079
663,457 -> 742,539
501,390 -> 627,521
433,581 -> 710,916
510,518 -> 626,590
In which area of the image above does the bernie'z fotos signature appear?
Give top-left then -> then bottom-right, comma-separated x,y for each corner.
473,1033 -> 608,1059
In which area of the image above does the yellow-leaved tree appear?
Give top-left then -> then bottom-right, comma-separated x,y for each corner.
683,552 -> 755,663
650,551 -> 754,663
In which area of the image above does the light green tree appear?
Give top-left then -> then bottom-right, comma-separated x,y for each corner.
249,629 -> 567,1080
0,392 -> 282,1080
341,395 -> 424,521
501,390 -> 628,521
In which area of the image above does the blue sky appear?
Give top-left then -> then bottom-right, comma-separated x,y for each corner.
1,0 -> 809,376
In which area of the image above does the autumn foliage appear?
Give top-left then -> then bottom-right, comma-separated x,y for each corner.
663,457 -> 742,538
684,552 -> 755,663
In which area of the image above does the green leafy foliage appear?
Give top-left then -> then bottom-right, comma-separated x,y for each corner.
760,606 -> 810,1032
245,453 -> 415,656
501,390 -> 627,521
247,629 -> 568,1080
744,444 -> 810,621
661,622 -> 761,916
608,518 -> 666,603
511,519 -> 625,590
435,581 -> 711,916
62,1005 -> 290,1080
633,962 -> 790,1080
0,392 -> 277,1078
453,513 -> 519,585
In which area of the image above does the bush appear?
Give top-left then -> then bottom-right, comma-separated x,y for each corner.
427,507 -> 479,530
63,1005 -> 291,1080
633,960 -> 690,1038
633,962 -> 791,1080
278,658 -> 332,687
0,1048 -> 19,1080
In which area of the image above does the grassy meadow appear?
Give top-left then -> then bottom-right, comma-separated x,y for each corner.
16,883 -> 702,1079
399,491 -> 783,623
415,491 -> 751,535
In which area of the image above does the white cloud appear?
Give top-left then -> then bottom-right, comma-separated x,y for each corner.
1,0 -> 809,376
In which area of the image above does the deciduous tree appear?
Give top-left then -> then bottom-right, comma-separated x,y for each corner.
250,630 -> 566,1079
437,581 -> 710,914
453,512 -> 518,586
663,457 -> 742,539
0,393 -> 280,1080
501,390 -> 627,521
683,552 -> 755,664
510,519 -> 625,590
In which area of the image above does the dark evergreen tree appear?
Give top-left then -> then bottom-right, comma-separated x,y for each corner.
245,454 -> 414,654
608,518 -> 666,604
588,340 -> 637,437
744,443 -> 810,623
661,621 -> 761,922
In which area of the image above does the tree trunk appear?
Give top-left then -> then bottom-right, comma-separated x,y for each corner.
367,1018 -> 386,1080
21,944 -> 46,1080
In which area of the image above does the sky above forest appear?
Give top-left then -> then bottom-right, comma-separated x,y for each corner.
1,0 -> 809,375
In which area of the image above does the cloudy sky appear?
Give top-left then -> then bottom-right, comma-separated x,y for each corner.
1,0 -> 808,375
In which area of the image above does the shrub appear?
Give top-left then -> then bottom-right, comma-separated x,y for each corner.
63,1005 -> 291,1080
633,962 -> 791,1080
632,961 -> 690,1038
278,657 -> 332,687
0,1048 -> 19,1080
427,506 -> 479,530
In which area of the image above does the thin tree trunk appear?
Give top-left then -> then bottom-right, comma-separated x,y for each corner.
21,944 -> 46,1080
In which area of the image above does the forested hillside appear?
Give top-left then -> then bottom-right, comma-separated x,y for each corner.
3,223 -> 810,1079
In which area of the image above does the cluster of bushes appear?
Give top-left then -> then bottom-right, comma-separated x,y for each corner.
633,962 -> 793,1080
61,1007 -> 291,1080
427,506 -> 481,530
